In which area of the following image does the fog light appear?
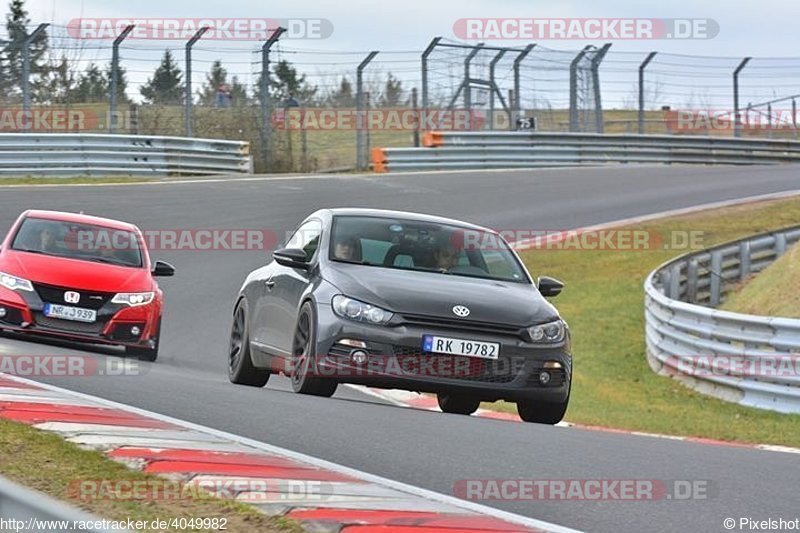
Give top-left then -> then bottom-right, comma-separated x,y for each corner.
131,326 -> 141,336
0,307 -> 6,318
351,350 -> 369,365
538,371 -> 551,385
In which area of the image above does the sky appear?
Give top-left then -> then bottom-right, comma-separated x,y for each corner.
10,0 -> 800,108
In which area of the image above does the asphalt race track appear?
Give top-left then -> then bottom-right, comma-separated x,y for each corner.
1,164 -> 799,533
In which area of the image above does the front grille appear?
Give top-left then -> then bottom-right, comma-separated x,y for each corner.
33,283 -> 113,310
400,313 -> 522,336
392,345 -> 518,383
34,313 -> 105,335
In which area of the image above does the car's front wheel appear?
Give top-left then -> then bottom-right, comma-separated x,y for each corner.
228,300 -> 270,387
516,397 -> 569,424
125,317 -> 161,362
291,302 -> 337,397
437,393 -> 480,415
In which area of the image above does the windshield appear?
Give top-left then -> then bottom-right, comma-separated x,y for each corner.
11,217 -> 143,268
329,215 -> 529,283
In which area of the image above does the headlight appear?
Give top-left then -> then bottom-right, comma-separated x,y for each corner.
332,295 -> 393,325
0,272 -> 33,292
112,292 -> 155,307
527,319 -> 566,344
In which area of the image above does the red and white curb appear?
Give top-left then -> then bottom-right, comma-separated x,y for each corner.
349,383 -> 800,456
0,374 -> 580,533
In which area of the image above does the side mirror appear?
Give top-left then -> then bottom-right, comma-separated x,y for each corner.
273,247 -> 310,269
537,276 -> 564,298
152,260 -> 176,277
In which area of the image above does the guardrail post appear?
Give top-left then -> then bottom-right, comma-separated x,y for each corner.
356,51 -> 379,171
20,23 -> 49,130
513,44 -> 535,132
669,264 -> 681,300
638,52 -> 657,135
733,57 -> 752,138
776,233 -> 787,256
109,25 -> 134,134
686,258 -> 699,304
569,45 -> 591,132
709,251 -> 723,306
185,27 -> 209,137
488,49 -> 507,130
739,241 -> 751,280
590,43 -> 611,133
260,27 -> 286,173
421,37 -> 441,122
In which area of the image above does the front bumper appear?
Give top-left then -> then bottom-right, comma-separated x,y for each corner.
311,303 -> 571,403
0,285 -> 158,348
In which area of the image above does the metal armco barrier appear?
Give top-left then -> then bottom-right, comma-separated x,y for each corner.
644,225 -> 800,414
372,131 -> 800,172
0,474 -> 127,532
0,134 -> 252,177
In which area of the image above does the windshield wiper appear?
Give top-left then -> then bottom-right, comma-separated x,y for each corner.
85,257 -> 136,267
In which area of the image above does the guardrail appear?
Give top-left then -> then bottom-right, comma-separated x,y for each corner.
644,225 -> 800,414
0,134 -> 252,177
0,474 -> 127,531
372,131 -> 800,172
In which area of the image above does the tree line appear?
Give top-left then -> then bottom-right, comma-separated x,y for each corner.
0,0 -> 408,108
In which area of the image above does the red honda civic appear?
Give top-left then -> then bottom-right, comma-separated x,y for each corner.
0,210 -> 174,361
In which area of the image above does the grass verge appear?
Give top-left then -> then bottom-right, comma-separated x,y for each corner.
720,242 -> 800,318
482,196 -> 800,447
0,418 -> 301,533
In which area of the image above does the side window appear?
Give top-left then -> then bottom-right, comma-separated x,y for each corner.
285,220 -> 322,262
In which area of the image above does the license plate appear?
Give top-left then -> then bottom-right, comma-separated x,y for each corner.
43,303 -> 97,323
422,335 -> 499,360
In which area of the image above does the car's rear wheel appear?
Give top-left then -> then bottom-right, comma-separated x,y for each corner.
437,393 -> 480,415
228,300 -> 270,387
516,398 -> 569,424
291,302 -> 337,397
125,317 -> 161,362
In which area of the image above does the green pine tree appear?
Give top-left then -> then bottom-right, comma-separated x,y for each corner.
140,49 -> 184,105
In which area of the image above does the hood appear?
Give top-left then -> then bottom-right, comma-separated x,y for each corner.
1,250 -> 151,292
323,263 -> 559,327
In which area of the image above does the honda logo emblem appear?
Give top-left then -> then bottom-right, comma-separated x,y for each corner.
64,291 -> 80,304
452,305 -> 470,318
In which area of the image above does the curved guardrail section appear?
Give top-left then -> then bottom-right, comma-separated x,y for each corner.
373,131 -> 800,172
0,134 -> 252,177
644,225 -> 800,414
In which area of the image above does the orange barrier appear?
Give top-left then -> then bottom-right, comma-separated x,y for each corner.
422,131 -> 444,147
371,147 -> 388,173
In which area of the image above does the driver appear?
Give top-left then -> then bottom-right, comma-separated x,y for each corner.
433,235 -> 461,270
333,236 -> 360,262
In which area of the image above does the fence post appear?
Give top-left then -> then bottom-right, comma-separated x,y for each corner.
411,87 -> 420,147
590,43 -> 611,133
513,44 -> 535,132
21,23 -> 49,130
488,49 -> 507,130
356,51 -> 379,171
733,57 -> 751,138
638,52 -> 657,135
184,27 -> 209,137
109,25 -> 134,133
260,27 -> 286,172
421,37 -> 441,121
569,45 -> 591,132
463,43 -> 484,130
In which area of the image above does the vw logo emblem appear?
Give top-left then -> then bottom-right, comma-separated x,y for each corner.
64,291 -> 81,304
452,305 -> 470,318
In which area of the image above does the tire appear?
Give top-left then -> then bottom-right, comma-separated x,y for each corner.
125,317 -> 161,362
228,300 -> 270,387
516,397 -> 569,425
291,302 -> 337,397
437,393 -> 480,415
